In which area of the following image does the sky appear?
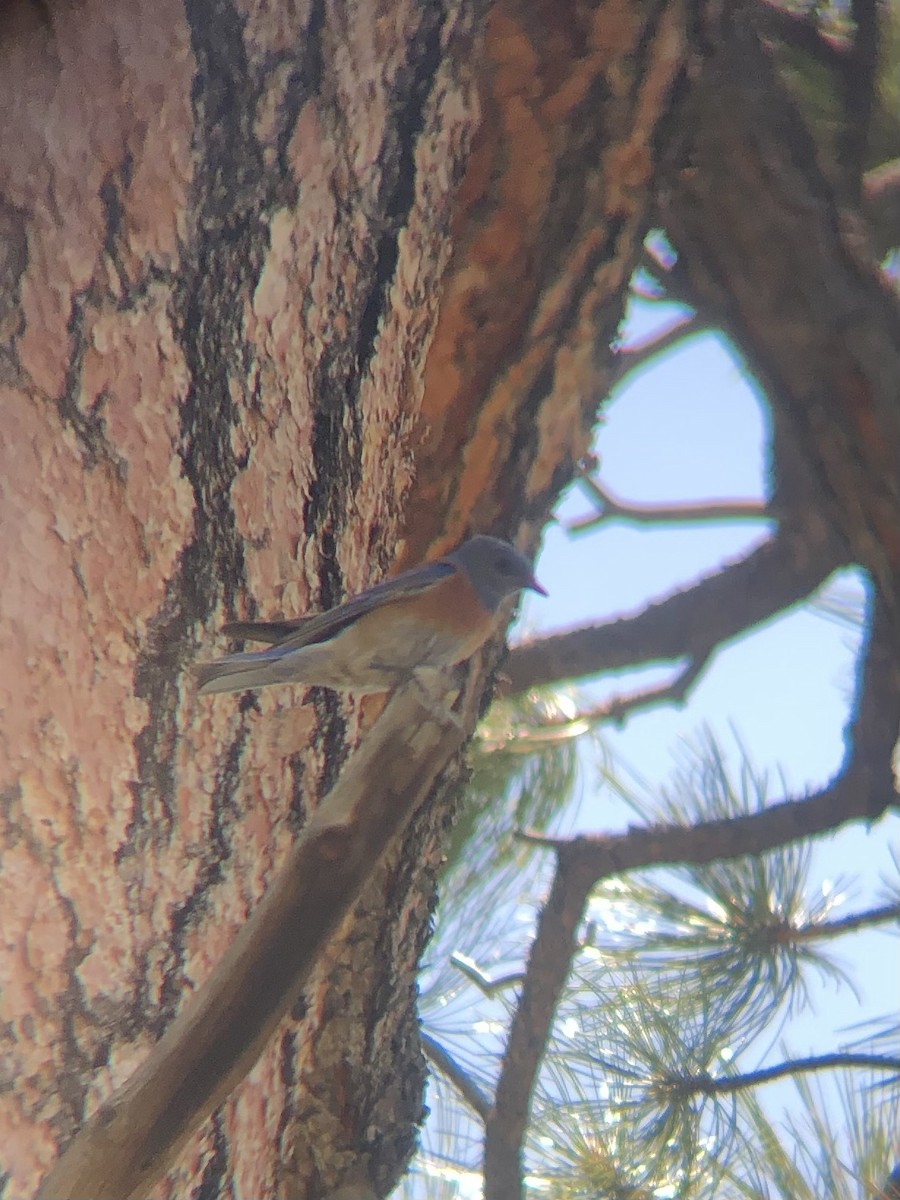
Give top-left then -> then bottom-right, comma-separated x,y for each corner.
515,320 -> 898,1104
401,299 -> 898,1198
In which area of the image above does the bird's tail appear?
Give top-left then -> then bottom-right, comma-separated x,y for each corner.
195,649 -> 286,695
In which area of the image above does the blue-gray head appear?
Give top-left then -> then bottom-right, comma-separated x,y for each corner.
447,535 -> 547,612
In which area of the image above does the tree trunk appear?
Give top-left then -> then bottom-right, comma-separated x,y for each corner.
6,0 -> 897,1194
0,0 -> 687,1195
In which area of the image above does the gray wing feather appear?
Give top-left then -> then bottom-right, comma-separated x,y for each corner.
221,560 -> 455,652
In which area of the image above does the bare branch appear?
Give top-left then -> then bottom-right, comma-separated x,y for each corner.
503,528 -> 845,696
570,474 -> 766,532
486,658 -> 710,752
611,314 -> 703,380
578,601 -> 900,876
790,901 -> 900,941
664,1052 -> 900,1097
561,774 -> 894,884
36,685 -> 467,1200
450,952 -> 524,995
572,653 -> 712,727
422,1033 -> 492,1123
483,851 -> 596,1200
483,603 -> 900,1200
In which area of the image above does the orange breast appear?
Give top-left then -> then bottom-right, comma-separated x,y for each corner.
390,568 -> 498,662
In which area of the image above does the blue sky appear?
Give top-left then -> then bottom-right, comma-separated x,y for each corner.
402,310 -> 897,1199
515,323 -> 898,1104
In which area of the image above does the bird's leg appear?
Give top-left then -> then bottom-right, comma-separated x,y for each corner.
407,669 -> 466,732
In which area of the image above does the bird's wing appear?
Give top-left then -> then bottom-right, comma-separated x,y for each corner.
222,560 -> 456,653
221,617 -> 309,644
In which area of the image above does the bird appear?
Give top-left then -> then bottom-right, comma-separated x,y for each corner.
196,535 -> 547,697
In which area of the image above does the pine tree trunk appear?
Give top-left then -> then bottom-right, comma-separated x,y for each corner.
0,0 -> 684,1196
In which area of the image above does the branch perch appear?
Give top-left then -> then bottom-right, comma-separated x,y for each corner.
37,685 -> 467,1200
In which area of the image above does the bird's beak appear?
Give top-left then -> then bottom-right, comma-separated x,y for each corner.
529,574 -> 548,597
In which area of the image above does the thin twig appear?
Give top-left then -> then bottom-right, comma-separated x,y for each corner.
576,654 -> 711,726
611,315 -> 702,382
570,475 -> 767,532
421,1032 -> 492,1123
482,659 -> 710,753
664,1052 -> 900,1097
450,952 -> 524,995
790,902 -> 900,941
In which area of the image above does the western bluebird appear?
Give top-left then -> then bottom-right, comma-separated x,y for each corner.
196,535 -> 546,696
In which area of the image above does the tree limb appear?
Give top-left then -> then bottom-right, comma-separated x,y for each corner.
36,685 -> 467,1200
662,5 -> 900,631
483,598 -> 900,1200
483,849 -> 596,1200
503,527 -> 845,696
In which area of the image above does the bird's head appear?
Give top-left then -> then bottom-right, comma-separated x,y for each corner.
448,535 -> 547,612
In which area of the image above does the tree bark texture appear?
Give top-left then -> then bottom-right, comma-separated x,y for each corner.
0,0 -> 686,1196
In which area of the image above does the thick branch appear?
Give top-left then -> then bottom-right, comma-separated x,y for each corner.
503,528 -> 844,695
483,601 -> 900,1200
662,6 -> 900,630
566,779 -> 895,882
36,686 -> 466,1200
483,850 -> 596,1200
